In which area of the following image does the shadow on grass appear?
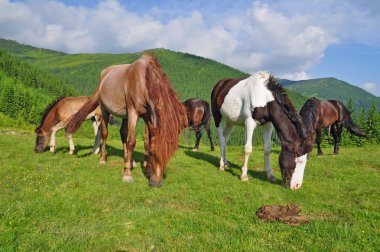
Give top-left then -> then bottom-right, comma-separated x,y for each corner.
184,149 -> 282,185
56,144 -> 145,164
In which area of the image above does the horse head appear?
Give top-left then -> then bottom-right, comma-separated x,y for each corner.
34,127 -> 49,153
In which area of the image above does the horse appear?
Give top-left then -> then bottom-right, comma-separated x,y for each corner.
183,98 -> 214,151
66,54 -> 188,187
211,71 -> 313,190
300,97 -> 367,156
34,96 -> 104,155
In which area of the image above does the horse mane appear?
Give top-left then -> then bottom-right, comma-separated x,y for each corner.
266,76 -> 307,138
143,53 -> 188,171
36,96 -> 66,131
299,97 -> 319,132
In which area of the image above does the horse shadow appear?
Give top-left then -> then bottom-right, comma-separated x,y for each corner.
56,145 -> 145,164
183,149 -> 282,185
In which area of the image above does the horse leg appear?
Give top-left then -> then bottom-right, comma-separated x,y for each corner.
335,122 -> 343,155
217,123 -> 234,171
122,111 -> 138,183
65,129 -> 75,155
143,125 -> 151,178
205,120 -> 215,151
192,129 -> 202,151
262,122 -> 275,182
99,109 -> 110,165
49,129 -> 57,153
331,123 -> 338,155
92,117 -> 101,154
50,121 -> 64,153
316,128 -> 323,156
240,118 -> 257,181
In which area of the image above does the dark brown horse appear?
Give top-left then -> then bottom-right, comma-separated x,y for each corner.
300,97 -> 367,156
183,98 -> 214,151
66,54 -> 188,187
211,72 -> 312,190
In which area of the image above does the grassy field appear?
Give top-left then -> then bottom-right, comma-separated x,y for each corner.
0,131 -> 379,251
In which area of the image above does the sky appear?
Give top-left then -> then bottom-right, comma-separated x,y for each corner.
0,0 -> 379,96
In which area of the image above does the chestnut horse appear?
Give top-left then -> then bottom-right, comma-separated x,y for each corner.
34,96 -> 103,155
300,97 -> 367,156
183,98 -> 214,151
66,54 -> 187,187
211,72 -> 312,190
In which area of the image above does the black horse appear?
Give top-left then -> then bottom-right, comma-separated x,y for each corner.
183,98 -> 214,151
300,97 -> 367,156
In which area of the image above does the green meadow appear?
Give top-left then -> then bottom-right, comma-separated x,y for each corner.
1,131 -> 379,251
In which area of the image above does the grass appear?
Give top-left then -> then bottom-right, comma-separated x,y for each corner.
0,130 -> 379,251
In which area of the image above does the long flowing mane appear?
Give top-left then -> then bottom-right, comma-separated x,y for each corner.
144,54 -> 188,171
36,96 -> 66,130
266,76 -> 307,138
299,97 -> 319,131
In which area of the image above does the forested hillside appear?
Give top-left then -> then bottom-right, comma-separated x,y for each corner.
0,49 -> 78,126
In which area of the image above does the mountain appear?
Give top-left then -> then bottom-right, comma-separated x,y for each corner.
0,38 -> 308,108
280,78 -> 380,110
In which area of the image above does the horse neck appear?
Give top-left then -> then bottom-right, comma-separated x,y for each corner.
40,108 -> 57,134
269,103 -> 303,150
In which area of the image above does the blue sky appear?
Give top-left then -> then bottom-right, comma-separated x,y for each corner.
1,0 -> 379,96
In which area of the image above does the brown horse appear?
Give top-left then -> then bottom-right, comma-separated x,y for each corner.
300,97 -> 367,156
34,96 -> 103,155
183,98 -> 214,151
211,72 -> 313,190
66,54 -> 188,187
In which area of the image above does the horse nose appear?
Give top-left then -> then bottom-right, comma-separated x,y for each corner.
291,183 -> 302,190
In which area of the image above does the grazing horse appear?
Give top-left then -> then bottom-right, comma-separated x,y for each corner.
211,71 -> 312,190
183,98 -> 214,151
66,54 -> 188,187
300,97 -> 367,156
34,96 -> 103,155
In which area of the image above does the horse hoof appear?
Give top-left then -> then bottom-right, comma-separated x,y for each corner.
99,160 -> 107,165
268,174 -> 276,183
192,148 -> 199,152
122,176 -> 133,183
240,175 -> 249,182
132,160 -> 137,168
69,150 -> 75,155
93,149 -> 100,155
219,167 -> 225,171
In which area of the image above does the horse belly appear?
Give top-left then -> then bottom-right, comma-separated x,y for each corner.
220,99 -> 245,125
100,84 -> 128,118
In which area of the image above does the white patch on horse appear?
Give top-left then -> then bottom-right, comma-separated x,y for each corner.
220,72 -> 275,125
290,154 -> 307,190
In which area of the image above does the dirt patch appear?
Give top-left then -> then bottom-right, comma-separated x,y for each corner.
256,204 -> 309,226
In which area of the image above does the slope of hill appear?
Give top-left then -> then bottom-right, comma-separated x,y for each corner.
0,38 -> 307,108
280,78 -> 380,110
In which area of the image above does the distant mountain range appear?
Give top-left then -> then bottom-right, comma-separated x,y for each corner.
1,38 -> 379,111
280,78 -> 380,111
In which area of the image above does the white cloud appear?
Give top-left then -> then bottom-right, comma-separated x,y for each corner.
0,0 -> 377,84
361,82 -> 377,94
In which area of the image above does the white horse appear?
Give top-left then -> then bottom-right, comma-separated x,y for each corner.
211,71 -> 312,190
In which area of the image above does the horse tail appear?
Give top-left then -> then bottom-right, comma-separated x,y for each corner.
144,54 -> 188,171
66,87 -> 100,134
340,103 -> 368,138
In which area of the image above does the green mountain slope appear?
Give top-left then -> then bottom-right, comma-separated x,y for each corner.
0,38 -> 307,108
280,78 -> 380,110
